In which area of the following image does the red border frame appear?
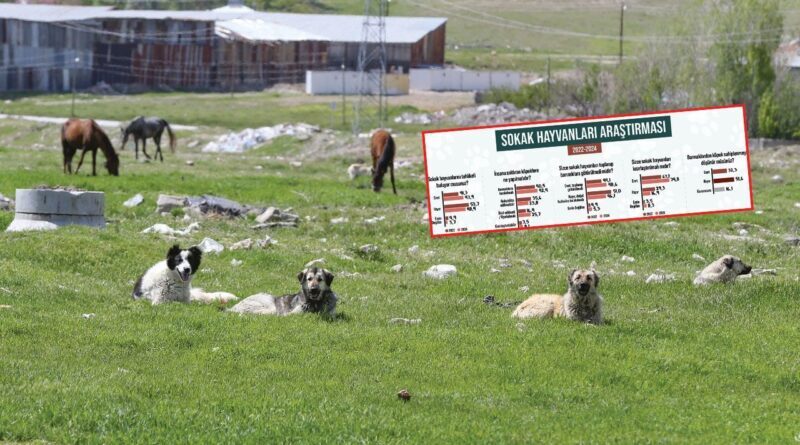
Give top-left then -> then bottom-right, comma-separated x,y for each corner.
421,104 -> 754,239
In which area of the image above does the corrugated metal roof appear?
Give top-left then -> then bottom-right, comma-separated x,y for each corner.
257,13 -> 446,44
216,19 -> 329,42
0,4 -> 114,22
0,5 -> 446,44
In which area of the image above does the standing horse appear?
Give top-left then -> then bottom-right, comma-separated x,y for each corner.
120,116 -> 176,162
370,129 -> 397,194
61,118 -> 120,176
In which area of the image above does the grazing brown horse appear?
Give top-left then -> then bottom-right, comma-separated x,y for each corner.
370,129 -> 396,194
61,118 -> 120,176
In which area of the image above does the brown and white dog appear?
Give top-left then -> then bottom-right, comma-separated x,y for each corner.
512,269 -> 603,324
228,267 -> 337,316
693,255 -> 751,285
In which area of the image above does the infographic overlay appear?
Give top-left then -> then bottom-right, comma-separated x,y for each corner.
422,105 -> 753,238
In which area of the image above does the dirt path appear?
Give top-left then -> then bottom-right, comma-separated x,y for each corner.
0,114 -> 199,131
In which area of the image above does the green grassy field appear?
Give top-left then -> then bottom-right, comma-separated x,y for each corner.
0,93 -> 799,443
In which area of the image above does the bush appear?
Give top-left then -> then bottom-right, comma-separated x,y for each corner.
757,78 -> 800,139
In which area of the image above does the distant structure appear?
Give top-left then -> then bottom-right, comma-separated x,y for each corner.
0,2 -> 446,92
775,38 -> 800,75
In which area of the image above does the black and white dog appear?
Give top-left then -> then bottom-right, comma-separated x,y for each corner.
228,267 -> 337,316
133,244 -> 237,305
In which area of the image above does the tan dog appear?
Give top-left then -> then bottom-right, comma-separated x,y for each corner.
693,255 -> 751,285
512,269 -> 603,324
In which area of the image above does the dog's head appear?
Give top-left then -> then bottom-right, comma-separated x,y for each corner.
720,255 -> 751,276
568,269 -> 599,298
166,244 -> 202,283
298,267 -> 334,301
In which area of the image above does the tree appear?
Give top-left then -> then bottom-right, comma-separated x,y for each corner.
709,0 -> 783,134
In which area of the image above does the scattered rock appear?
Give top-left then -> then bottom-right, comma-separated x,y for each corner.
738,229 -> 749,236
408,245 -> 420,254
251,221 -> 298,229
645,271 -> 676,284
230,259 -> 243,267
123,193 -> 144,208
186,195 -> 251,218
516,322 -> 527,332
82,313 -> 96,319
519,286 -> 530,293
795,203 -> 800,209
390,318 -> 422,325
255,207 -> 300,225
663,221 -> 679,227
289,161 -> 302,167
498,258 -> 512,268
626,270 -> 637,276
305,258 -> 325,267
255,236 -> 277,248
338,271 -> 362,278
202,123 -> 321,153
0,193 -> 14,211
784,236 -> 800,247
692,253 -> 706,261
230,239 -> 253,250
141,222 -> 199,236
518,259 -> 532,268
771,174 -> 784,183
187,140 -> 199,148
621,255 -> 635,263
390,264 -> 403,273
198,237 -> 224,254
0,304 -> 12,309
185,160 -> 195,166
423,264 -> 457,279
330,217 -> 348,225
397,389 -> 412,402
156,194 -> 186,213
490,268 -> 502,273
359,244 -> 379,254
364,216 -> 386,224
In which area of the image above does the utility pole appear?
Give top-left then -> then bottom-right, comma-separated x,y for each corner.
546,56 -> 551,119
618,2 -> 626,65
353,0 -> 388,135
341,63 -> 347,127
71,57 -> 80,118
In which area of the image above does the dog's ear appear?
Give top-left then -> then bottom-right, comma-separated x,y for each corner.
723,256 -> 734,268
323,269 -> 334,287
188,246 -> 202,273
166,244 -> 181,269
568,269 -> 577,285
592,270 -> 600,287
297,269 -> 306,283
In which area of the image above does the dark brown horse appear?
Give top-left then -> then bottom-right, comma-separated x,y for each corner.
370,129 -> 396,194
61,118 -> 119,176
120,116 -> 176,162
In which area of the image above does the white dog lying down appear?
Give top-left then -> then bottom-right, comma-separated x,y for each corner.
228,267 -> 337,316
693,255 -> 752,285
347,163 -> 371,180
132,244 -> 238,305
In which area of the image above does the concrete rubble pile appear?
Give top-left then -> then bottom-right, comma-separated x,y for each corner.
202,123 -> 320,153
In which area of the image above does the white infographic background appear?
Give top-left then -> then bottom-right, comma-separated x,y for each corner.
422,106 -> 752,237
